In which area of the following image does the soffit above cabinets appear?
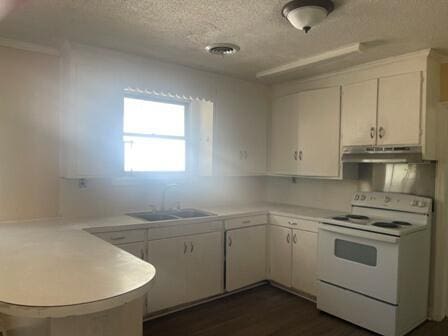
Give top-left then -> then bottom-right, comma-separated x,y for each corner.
1,1 -> 448,80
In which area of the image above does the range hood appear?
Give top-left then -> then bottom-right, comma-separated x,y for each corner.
342,146 -> 427,164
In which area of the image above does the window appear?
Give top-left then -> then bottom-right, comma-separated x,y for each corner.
123,96 -> 187,172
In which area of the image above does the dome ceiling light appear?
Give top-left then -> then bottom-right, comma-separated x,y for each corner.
282,0 -> 335,33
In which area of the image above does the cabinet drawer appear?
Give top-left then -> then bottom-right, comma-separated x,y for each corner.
94,229 -> 147,245
269,215 -> 318,232
225,215 -> 268,230
149,221 -> 223,241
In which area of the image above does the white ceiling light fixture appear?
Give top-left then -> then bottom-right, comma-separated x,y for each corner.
282,0 -> 334,33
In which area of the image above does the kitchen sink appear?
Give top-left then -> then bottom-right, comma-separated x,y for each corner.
128,208 -> 215,222
173,209 -> 213,218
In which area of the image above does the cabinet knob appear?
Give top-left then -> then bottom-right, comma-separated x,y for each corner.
370,127 -> 376,139
379,127 -> 385,139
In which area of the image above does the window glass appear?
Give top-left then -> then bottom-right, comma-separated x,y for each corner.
123,96 -> 187,172
123,97 -> 185,136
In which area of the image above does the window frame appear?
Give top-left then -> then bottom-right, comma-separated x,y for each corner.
122,93 -> 190,176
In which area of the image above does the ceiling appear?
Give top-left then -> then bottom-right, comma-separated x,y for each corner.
1,0 -> 448,81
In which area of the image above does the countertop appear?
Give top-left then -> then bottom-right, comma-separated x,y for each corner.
0,202 -> 341,318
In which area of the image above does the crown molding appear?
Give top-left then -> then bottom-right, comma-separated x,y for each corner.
0,37 -> 59,56
256,43 -> 364,81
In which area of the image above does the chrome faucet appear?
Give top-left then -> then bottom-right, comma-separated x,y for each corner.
161,183 -> 178,211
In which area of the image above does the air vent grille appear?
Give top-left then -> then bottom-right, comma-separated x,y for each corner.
205,44 -> 240,56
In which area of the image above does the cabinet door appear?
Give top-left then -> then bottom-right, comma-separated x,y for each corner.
378,72 -> 422,146
342,79 -> 378,146
269,225 -> 292,287
297,87 -> 341,177
117,242 -> 146,259
117,242 -> 148,316
291,230 -> 318,296
270,94 -> 300,175
226,225 -> 267,291
147,237 -> 188,313
187,232 -> 224,302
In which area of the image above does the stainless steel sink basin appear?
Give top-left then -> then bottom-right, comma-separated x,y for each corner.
128,208 -> 215,222
173,209 -> 213,218
129,212 -> 178,222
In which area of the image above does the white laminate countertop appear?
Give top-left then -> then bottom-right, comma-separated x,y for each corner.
0,202 -> 342,319
0,220 -> 156,318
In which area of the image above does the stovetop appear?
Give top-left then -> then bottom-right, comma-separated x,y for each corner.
323,213 -> 428,237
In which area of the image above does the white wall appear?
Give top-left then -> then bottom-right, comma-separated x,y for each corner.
60,176 -> 266,218
0,46 -> 60,221
265,176 -> 360,212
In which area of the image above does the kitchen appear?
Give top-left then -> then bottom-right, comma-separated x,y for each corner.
1,1 -> 448,335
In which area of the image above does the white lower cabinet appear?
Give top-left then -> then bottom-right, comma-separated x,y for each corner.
117,241 -> 146,260
269,223 -> 318,297
225,225 -> 267,291
147,231 -> 224,314
269,225 -> 292,287
291,229 -> 318,296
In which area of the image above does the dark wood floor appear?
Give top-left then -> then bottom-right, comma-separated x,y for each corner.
144,285 -> 448,336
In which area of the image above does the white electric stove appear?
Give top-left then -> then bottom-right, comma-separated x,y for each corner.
317,192 -> 432,336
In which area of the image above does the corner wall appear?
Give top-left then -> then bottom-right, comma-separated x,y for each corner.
0,46 -> 60,221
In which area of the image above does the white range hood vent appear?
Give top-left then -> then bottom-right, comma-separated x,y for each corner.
341,146 -> 429,164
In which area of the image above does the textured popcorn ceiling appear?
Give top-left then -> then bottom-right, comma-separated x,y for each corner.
0,0 -> 448,80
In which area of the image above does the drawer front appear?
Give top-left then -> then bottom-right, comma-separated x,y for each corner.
225,215 -> 268,230
94,229 -> 147,245
317,281 -> 397,336
149,221 -> 223,241
270,215 -> 318,232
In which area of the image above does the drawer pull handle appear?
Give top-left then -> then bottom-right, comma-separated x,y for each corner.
111,236 -> 126,241
242,220 -> 251,224
293,233 -> 297,244
288,221 -> 298,226
184,242 -> 188,254
190,242 -> 194,253
228,236 -> 232,247
286,233 -> 291,244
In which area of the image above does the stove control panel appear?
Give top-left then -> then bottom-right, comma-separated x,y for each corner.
352,192 -> 432,214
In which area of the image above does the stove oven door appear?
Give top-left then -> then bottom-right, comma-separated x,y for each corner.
318,223 -> 399,304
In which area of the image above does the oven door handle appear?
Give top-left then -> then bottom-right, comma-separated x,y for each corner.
319,223 -> 400,244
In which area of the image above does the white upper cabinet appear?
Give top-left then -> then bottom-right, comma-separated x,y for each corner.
341,72 -> 423,148
270,93 -> 300,175
342,79 -> 378,147
377,72 -> 422,146
270,86 -> 341,178
297,87 -> 341,177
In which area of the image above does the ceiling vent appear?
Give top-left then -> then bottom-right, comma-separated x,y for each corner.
205,43 -> 240,56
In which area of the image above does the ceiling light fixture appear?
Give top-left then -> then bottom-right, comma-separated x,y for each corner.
205,43 -> 240,56
282,0 -> 334,33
